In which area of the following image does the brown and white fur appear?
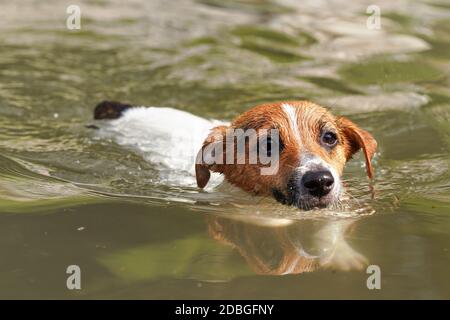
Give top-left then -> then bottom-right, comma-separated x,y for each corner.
93,100 -> 377,210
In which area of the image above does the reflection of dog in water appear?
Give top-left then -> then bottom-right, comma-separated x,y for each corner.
207,215 -> 367,275
93,100 -> 377,210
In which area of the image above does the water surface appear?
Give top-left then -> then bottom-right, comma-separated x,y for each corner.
0,0 -> 449,299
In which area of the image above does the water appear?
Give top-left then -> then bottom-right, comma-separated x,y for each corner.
0,0 -> 449,299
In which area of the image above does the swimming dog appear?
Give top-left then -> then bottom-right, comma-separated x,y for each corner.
93,100 -> 377,210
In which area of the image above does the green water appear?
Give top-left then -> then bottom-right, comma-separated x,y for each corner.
0,0 -> 449,299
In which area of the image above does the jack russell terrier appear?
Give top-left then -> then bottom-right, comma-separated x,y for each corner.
93,100 -> 377,211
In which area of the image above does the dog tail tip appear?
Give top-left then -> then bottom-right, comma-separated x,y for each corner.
94,100 -> 133,120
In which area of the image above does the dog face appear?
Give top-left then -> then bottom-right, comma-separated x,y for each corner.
196,101 -> 377,210
206,216 -> 321,275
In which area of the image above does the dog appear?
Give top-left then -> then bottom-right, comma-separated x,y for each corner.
93,100 -> 377,210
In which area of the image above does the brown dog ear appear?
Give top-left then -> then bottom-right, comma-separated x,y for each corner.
195,125 -> 227,188
337,117 -> 377,179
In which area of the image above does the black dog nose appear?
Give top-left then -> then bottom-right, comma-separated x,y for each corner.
302,171 -> 334,197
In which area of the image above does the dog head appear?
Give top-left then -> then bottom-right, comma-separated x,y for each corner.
196,101 -> 377,210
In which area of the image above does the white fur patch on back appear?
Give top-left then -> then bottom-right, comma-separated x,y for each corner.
281,103 -> 301,145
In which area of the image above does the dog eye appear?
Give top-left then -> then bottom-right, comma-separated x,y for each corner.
321,131 -> 338,148
258,136 -> 283,157
259,137 -> 272,157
